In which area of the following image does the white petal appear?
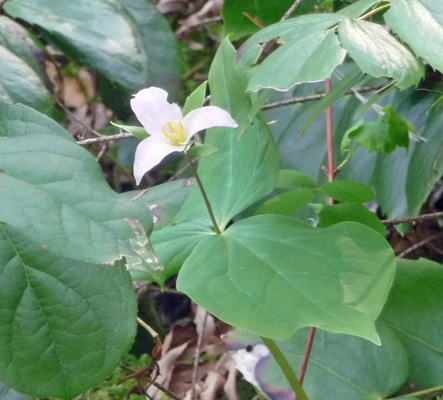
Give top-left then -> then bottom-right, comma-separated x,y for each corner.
182,106 -> 238,140
133,137 -> 185,184
131,87 -> 183,137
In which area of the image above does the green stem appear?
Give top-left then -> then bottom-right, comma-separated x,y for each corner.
261,337 -> 310,400
184,153 -> 221,234
384,385 -> 443,400
358,4 -> 391,21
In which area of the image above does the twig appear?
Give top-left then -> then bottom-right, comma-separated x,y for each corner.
382,212 -> 443,226
152,382 -> 182,400
261,85 -> 384,110
190,311 -> 208,400
280,0 -> 305,22
396,233 -> 443,259
77,132 -> 133,146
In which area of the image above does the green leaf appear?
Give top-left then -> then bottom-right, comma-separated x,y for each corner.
183,81 -> 207,116
380,258 -> 443,388
319,180 -> 376,203
319,203 -> 386,236
336,0 -> 383,17
247,29 -> 347,91
0,16 -> 55,116
151,219 -> 215,284
385,0 -> 443,73
186,143 -> 218,158
342,106 -> 410,154
4,0 -> 149,92
0,224 -> 137,399
118,0 -> 181,95
338,18 -> 424,89
177,215 -> 396,343
0,103 -> 153,267
237,14 -> 343,69
256,190 -> 313,215
301,66 -> 364,133
222,0 -> 324,40
111,122 -> 148,140
275,170 -> 316,189
225,322 -> 408,400
175,38 -> 280,228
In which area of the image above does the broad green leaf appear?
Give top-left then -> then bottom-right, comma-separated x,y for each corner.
319,203 -> 386,236
336,0 -> 383,17
342,106 -> 410,154
385,0 -> 443,73
183,81 -> 207,116
301,66 -> 364,133
380,258 -> 443,388
338,18 -> 424,89
4,0 -> 149,92
319,180 -> 376,203
111,122 -> 148,140
0,224 -> 137,399
175,38 -> 280,228
247,30 -> 347,91
151,219 -> 215,284
225,322 -> 408,400
0,103 -> 154,270
0,16 -> 55,116
177,215 -> 396,343
0,384 -> 33,400
118,0 -> 181,95
256,190 -> 313,215
236,14 -> 343,68
275,170 -> 316,189
222,0 -> 324,40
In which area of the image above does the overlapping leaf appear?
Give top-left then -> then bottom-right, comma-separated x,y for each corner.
0,102 -> 155,272
178,215 -> 396,343
339,18 -> 424,89
385,0 -> 443,73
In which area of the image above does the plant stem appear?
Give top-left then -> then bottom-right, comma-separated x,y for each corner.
384,385 -> 443,400
325,78 -> 336,189
184,152 -> 221,234
358,4 -> 391,21
261,337 -> 310,400
297,327 -> 316,386
382,211 -> 443,226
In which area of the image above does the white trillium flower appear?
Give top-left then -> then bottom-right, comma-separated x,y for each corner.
131,87 -> 238,185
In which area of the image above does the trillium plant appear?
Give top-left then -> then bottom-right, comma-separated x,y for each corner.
1,1 -> 443,400
131,87 -> 238,184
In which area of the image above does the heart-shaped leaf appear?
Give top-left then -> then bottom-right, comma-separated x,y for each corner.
177,215 -> 396,343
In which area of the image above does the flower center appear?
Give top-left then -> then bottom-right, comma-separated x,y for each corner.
162,121 -> 186,145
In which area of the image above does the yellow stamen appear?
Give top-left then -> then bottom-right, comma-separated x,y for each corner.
162,121 -> 186,145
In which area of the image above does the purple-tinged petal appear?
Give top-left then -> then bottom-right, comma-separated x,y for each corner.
133,137 -> 185,184
182,106 -> 238,140
131,87 -> 183,137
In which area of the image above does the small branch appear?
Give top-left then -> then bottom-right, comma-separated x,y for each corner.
190,311 -> 208,400
298,328 -> 316,386
243,12 -> 264,29
261,85 -> 384,110
280,0 -> 305,22
77,132 -> 133,146
184,153 -> 221,234
152,382 -> 182,400
382,212 -> 443,226
396,233 -> 443,259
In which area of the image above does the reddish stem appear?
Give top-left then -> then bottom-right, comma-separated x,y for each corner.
296,78 -> 336,400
